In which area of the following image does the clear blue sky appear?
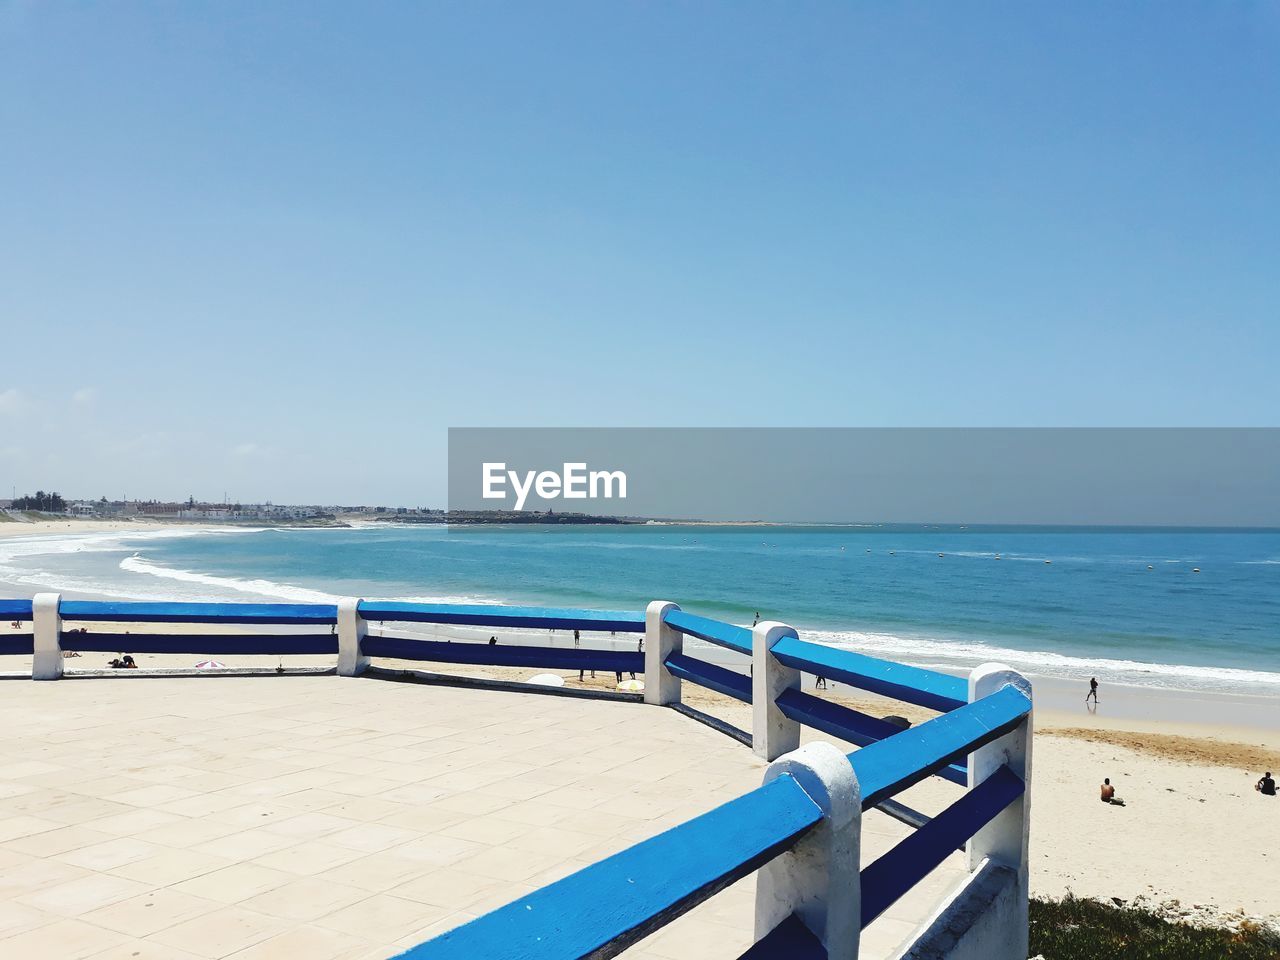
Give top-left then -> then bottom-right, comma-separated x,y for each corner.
2,2 -> 1277,505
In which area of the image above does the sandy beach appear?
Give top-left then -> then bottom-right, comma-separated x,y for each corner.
0,517 -> 180,539
1,519 -> 1277,923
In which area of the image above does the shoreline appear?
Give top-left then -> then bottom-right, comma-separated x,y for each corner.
0,518 -> 1276,731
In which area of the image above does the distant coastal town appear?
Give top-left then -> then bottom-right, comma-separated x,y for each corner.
0,491 -> 645,525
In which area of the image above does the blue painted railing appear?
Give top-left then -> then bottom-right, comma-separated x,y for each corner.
664,609 -> 754,655
393,774 -> 824,960
664,651 -> 753,702
2,594 -> 1029,959
362,635 -> 642,674
59,600 -> 337,624
358,602 -> 645,633
0,599 -> 33,622
61,632 -> 340,656
771,634 -> 967,712
398,680 -> 1032,959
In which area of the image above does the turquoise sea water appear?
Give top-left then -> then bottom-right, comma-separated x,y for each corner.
2,523 -> 1277,694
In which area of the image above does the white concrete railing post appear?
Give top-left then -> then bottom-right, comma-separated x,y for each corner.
643,601 -> 681,705
32,592 -> 64,681
755,741 -> 861,960
967,662 -> 1033,959
336,598 -> 369,677
751,621 -> 801,761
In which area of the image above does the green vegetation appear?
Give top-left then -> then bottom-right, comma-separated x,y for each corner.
1030,896 -> 1280,959
12,490 -> 66,512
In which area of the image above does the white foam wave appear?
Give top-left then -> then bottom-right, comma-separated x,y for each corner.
118,555 -> 342,604
803,628 -> 1280,693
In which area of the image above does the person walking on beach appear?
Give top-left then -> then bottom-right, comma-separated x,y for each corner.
574,629 -> 595,682
1257,772 -> 1277,796
1086,676 -> 1099,704
488,635 -> 497,646
752,612 -> 760,626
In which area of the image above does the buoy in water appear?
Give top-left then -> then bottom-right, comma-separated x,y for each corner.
1044,560 -> 1052,564
1147,565 -> 1153,570
938,553 -> 945,558
1193,567 -> 1201,573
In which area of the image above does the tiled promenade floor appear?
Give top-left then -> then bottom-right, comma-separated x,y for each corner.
0,675 -> 964,959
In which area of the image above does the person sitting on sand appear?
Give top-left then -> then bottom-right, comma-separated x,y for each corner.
1257,772 -> 1277,796
122,655 -> 137,669
1100,777 -> 1125,805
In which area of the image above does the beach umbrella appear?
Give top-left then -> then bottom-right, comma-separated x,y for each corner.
616,678 -> 644,692
527,673 -> 565,687
194,660 -> 227,669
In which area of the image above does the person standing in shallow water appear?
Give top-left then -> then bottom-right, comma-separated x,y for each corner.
1086,676 -> 1099,704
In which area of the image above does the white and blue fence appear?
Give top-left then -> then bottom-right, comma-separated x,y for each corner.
0,594 -> 1033,960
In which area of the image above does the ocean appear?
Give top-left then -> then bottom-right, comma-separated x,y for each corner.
1,523 -> 1277,695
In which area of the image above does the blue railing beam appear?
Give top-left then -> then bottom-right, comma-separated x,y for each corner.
775,689 -> 967,786
357,602 -> 645,633
738,913 -> 827,959
58,600 -> 337,625
392,774 -> 824,960
771,635 -> 967,713
362,636 -> 643,673
851,684 -> 1031,809
0,599 -> 34,622
662,610 -> 753,656
664,652 -> 753,703
60,633 -> 340,656
860,765 -> 1025,926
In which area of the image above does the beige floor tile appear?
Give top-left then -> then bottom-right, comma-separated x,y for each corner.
506,825 -> 602,857
0,814 -> 61,843
0,917 -> 128,960
389,870 -> 506,911
17,871 -> 149,916
387,834 -> 481,867
3,823 -> 116,858
57,836 -> 161,871
150,906 -> 287,958
106,784 -> 200,808
325,821 -> 419,853
236,876 -> 369,922
0,898 -> 55,937
449,844 -> 563,883
223,924 -> 370,960
81,888 -> 221,937
257,811 -> 357,840
111,846 -> 235,886
0,855 -> 90,896
192,826 -> 297,861
318,893 -> 446,940
143,817 -> 243,849
84,808 -> 186,838
251,841 -> 365,877
315,851 -> 431,893
436,814 -> 529,846
85,938 -> 206,959
172,862 -> 294,904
